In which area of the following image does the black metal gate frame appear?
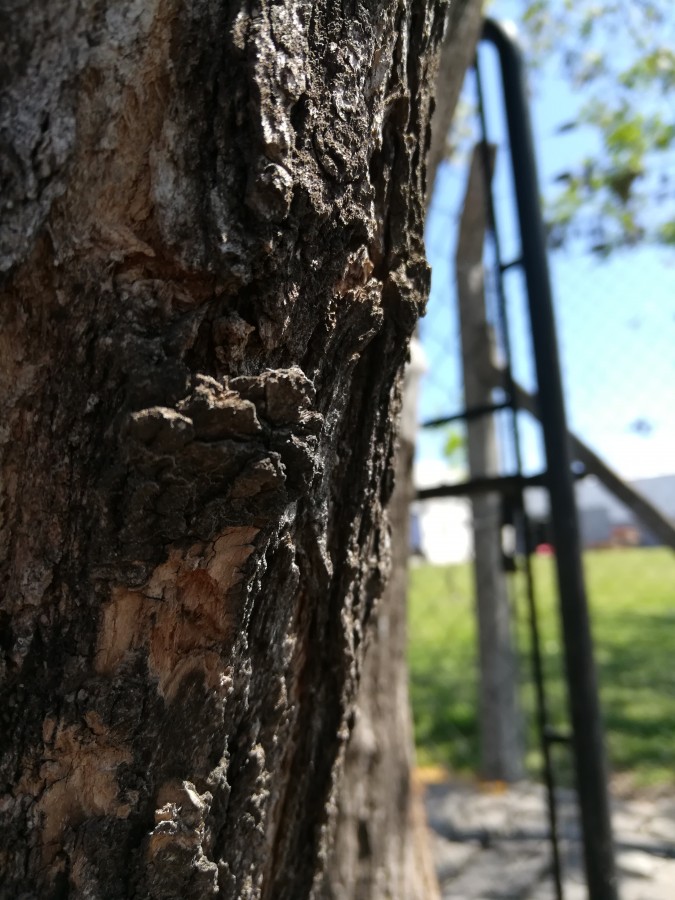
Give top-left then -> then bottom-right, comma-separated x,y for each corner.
421,18 -> 620,900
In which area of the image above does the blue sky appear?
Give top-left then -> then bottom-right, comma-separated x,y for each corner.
417,14 -> 675,482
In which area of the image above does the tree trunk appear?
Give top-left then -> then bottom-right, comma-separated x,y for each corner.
323,0 -> 487,890
322,402 -> 439,900
0,1 -> 451,897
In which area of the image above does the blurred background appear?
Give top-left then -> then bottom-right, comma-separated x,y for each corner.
409,0 -> 675,798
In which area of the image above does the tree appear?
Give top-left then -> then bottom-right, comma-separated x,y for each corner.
513,0 -> 675,253
322,401 -> 439,900
0,1 -> 487,897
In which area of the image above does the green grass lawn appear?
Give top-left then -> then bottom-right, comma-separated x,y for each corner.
408,547 -> 675,787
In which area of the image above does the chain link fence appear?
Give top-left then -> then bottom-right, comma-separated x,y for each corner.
410,57 -> 675,797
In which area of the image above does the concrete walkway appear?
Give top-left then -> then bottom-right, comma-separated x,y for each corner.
425,780 -> 675,899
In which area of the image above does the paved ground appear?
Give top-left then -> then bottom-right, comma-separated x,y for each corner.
425,780 -> 675,899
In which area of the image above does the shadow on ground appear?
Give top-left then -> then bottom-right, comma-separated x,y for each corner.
424,779 -> 675,899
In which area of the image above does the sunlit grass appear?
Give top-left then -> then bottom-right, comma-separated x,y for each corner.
408,547 -> 675,787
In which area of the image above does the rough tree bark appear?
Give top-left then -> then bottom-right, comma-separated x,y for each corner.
0,1 -> 452,897
323,3 -> 485,896
322,379 -> 439,900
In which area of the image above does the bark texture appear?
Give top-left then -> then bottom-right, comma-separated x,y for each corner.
0,1 -> 447,897
322,435 -> 440,900
322,0 -> 486,890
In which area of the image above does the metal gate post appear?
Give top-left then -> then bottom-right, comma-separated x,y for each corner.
481,19 -> 619,900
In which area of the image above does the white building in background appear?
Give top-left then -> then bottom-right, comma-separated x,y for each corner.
407,343 -> 474,565
412,460 -> 473,564
527,473 -> 675,548
413,461 -> 675,562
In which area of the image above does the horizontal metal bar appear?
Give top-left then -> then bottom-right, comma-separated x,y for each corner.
544,727 -> 572,746
416,467 -> 586,502
422,400 -> 512,429
417,473 -> 537,501
500,256 -> 523,272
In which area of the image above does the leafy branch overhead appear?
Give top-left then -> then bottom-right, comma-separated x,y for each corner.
519,0 -> 675,254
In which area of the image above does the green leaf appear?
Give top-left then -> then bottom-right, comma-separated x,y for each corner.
657,220 -> 675,245
511,0 -> 675,256
443,429 -> 465,463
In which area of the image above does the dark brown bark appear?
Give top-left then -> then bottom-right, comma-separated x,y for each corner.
322,1 -> 486,892
322,434 -> 440,900
0,1 -> 448,898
